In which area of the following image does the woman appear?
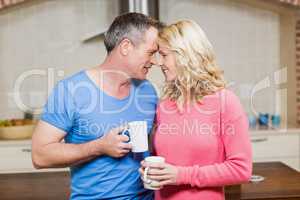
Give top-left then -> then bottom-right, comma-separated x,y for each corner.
140,20 -> 252,200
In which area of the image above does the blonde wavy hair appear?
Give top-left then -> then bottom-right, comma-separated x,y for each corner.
158,20 -> 226,108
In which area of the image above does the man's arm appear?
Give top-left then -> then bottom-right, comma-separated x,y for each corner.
31,120 -> 131,169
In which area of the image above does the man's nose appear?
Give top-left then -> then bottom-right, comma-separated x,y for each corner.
150,53 -> 157,66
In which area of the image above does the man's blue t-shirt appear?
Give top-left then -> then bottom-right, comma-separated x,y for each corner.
41,70 -> 158,200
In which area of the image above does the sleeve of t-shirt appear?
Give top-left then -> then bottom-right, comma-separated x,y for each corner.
40,80 -> 75,134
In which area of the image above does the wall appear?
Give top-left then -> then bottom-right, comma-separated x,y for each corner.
158,0 -> 296,127
238,0 -> 298,127
0,0 -> 296,126
281,13 -> 297,127
0,0 -> 28,9
0,0 -> 118,118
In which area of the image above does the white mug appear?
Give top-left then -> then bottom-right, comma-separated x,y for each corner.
121,121 -> 148,153
143,156 -> 165,190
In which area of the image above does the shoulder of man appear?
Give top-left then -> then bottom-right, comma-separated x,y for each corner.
60,70 -> 85,84
132,79 -> 158,95
50,70 -> 88,106
132,79 -> 159,107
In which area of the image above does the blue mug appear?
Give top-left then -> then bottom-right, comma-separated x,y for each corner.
271,115 -> 281,128
248,115 -> 257,129
258,113 -> 269,128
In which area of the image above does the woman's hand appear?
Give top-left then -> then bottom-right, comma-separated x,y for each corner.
139,160 -> 179,187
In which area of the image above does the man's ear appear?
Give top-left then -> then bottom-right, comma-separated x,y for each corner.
119,38 -> 133,56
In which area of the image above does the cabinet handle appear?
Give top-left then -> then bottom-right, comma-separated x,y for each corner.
21,148 -> 31,153
251,138 -> 268,143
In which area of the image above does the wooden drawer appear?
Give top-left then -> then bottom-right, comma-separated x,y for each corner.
251,134 -> 299,158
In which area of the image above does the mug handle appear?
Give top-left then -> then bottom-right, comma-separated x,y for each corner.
144,167 -> 152,184
120,127 -> 131,143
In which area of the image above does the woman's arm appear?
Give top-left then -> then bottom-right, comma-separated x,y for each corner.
141,90 -> 252,188
176,114 -> 252,187
141,114 -> 252,188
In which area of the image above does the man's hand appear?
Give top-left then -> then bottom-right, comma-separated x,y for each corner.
97,126 -> 132,158
32,121 -> 132,169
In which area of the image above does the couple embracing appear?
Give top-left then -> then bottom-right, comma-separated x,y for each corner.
32,12 -> 252,200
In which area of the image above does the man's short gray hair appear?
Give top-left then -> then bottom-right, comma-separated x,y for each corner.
104,12 -> 163,53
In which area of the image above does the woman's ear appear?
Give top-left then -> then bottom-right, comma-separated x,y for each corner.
119,38 -> 133,56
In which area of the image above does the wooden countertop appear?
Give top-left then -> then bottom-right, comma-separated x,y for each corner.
0,162 -> 299,200
226,162 -> 300,200
0,171 -> 70,200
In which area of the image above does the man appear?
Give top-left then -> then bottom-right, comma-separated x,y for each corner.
32,12 -> 162,199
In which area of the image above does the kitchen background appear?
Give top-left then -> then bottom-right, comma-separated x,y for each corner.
0,0 -> 293,121
0,0 -> 299,180
0,1 -> 300,199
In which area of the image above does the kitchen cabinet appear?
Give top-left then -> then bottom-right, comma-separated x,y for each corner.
250,129 -> 300,171
0,145 -> 33,172
0,129 -> 300,173
0,140 -> 67,173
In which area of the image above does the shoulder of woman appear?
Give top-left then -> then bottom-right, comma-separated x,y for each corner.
217,88 -> 246,122
157,98 -> 175,108
216,88 -> 240,104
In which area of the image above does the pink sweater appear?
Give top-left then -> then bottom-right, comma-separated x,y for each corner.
153,89 -> 252,200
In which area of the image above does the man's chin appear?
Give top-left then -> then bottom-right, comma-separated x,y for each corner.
125,72 -> 146,80
136,76 -> 147,80
133,74 -> 147,80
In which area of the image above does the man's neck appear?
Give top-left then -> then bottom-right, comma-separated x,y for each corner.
98,55 -> 131,90
85,54 -> 132,100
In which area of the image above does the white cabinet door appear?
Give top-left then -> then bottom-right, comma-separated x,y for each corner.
251,134 -> 300,172
251,134 -> 299,158
0,145 -> 33,172
0,144 -> 68,173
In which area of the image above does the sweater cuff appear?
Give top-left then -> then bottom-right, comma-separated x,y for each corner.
176,166 -> 190,185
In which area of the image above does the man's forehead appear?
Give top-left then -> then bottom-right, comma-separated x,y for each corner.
140,27 -> 159,51
144,27 -> 158,41
144,36 -> 158,52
